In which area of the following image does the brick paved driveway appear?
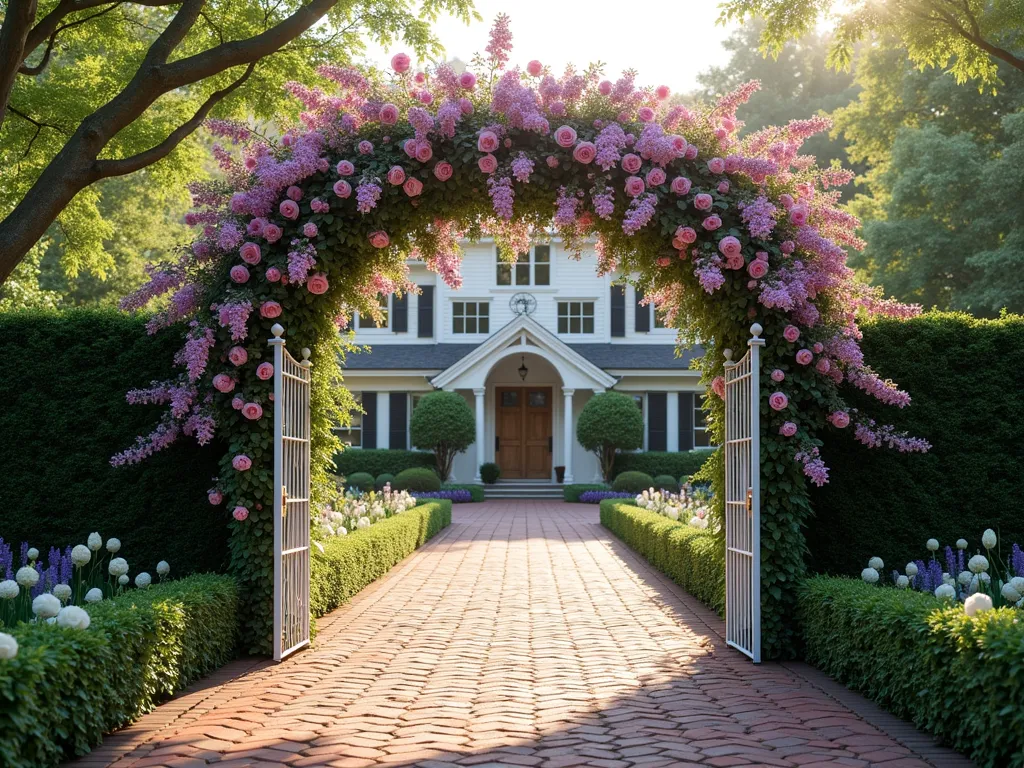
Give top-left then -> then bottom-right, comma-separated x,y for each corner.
72,502 -> 971,768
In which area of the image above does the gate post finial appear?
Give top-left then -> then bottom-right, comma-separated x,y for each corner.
724,348 -> 734,361
750,323 -> 763,339
271,323 -> 285,338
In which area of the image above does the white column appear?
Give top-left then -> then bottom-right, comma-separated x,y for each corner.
592,388 -> 606,482
667,393 -> 680,452
562,388 -> 575,484
376,392 -> 390,449
473,387 -> 486,483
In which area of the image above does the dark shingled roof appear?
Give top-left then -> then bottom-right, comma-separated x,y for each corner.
343,343 -> 702,371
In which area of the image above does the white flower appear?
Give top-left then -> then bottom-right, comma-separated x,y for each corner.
942,572 -> 955,586
868,557 -> 884,571
964,592 -> 993,617
84,588 -> 103,603
337,526 -> 347,536
896,575 -> 910,589
57,605 -> 91,630
926,539 -> 939,552
861,567 -> 879,584
0,632 -> 17,660
934,584 -> 957,600
87,532 -> 102,551
108,557 -> 129,577
135,572 -> 152,589
1010,577 -> 1024,593
1001,583 -> 1022,603
156,561 -> 170,577
0,580 -> 19,600
969,573 -> 991,594
968,554 -> 989,574
958,571 -> 973,586
956,538 -> 968,550
981,528 -> 998,550
15,566 -> 39,588
118,575 -> 129,586
106,538 -> 121,554
905,562 -> 918,577
356,517 -> 371,529
71,544 -> 91,567
32,593 -> 61,619
26,547 -> 39,561
52,584 -> 72,603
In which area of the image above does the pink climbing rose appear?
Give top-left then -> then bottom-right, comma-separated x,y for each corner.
675,226 -> 697,244
286,185 -> 302,202
830,411 -> 851,429
771,369 -> 785,382
212,373 -> 235,393
434,162 -> 453,182
554,125 -> 577,148
333,180 -> 352,198
228,346 -> 248,366
241,402 -> 263,421
303,222 -> 318,238
702,215 -> 722,231
459,72 -> 476,90
621,153 -> 642,173
624,176 -> 646,197
279,200 -> 299,220
256,362 -> 274,380
379,103 -> 399,125
718,236 -> 742,259
208,490 -> 223,506
387,166 -> 406,185
369,231 -> 390,249
527,59 -> 543,76
403,177 -> 423,197
239,242 -> 261,265
645,168 -> 666,187
780,422 -> 798,437
260,301 -> 282,319
478,130 -> 500,153
783,325 -> 801,343
796,349 -> 814,365
229,265 -> 249,284
232,454 -> 252,471
708,157 -> 726,174
391,52 -> 410,72
307,273 -> 330,295
478,154 -> 498,173
336,160 -> 355,176
769,392 -> 789,411
233,506 -> 249,522
747,259 -> 768,279
265,267 -> 281,283
670,176 -> 691,195
694,193 -> 713,211
572,142 -> 596,164
711,376 -> 726,399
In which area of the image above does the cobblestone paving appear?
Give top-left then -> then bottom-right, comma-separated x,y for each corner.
70,502 -> 972,768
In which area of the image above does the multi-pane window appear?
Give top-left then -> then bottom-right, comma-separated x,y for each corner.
557,301 -> 595,334
694,394 -> 712,447
358,294 -> 388,329
336,393 -> 362,447
496,245 -> 551,286
452,301 -> 490,334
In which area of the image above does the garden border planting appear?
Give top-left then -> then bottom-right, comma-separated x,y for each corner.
563,483 -> 612,502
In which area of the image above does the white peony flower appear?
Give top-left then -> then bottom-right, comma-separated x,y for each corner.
905,562 -> 918,577
108,557 -> 129,577
0,632 -> 17,660
861,567 -> 879,584
57,605 -> 91,630
118,575 -> 129,586
26,547 -> 39,561
87,532 -> 102,551
52,584 -> 72,603
868,557 -> 884,571
71,545 -> 91,567
84,588 -> 103,603
1010,577 -> 1024,593
934,584 -> 957,600
964,592 -> 993,617
156,561 -> 170,577
1000,583 -> 1022,603
135,572 -> 152,589
32,593 -> 61,619
356,517 -> 371,530
926,539 -> 939,552
0,580 -> 19,600
981,529 -> 997,550
15,566 -> 39,587
968,554 -> 989,574
896,575 -> 910,589
956,538 -> 968,550
106,538 -> 121,554
958,570 -> 973,586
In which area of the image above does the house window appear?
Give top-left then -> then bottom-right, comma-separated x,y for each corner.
496,245 -> 550,286
654,307 -> 668,329
452,301 -> 490,334
694,394 -> 712,447
557,301 -> 595,334
336,392 -> 362,447
358,294 -> 388,329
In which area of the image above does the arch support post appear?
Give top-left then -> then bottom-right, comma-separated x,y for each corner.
473,387 -> 486,483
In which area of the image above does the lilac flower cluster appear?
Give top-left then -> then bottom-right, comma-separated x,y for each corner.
214,301 -> 252,342
488,176 -> 515,219
853,419 -> 932,453
355,181 -> 382,214
594,123 -> 628,171
288,239 -> 318,284
511,153 -> 534,183
622,193 -> 657,235
554,187 -> 579,229
740,196 -> 777,239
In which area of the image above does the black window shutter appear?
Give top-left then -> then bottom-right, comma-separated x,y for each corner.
418,285 -> 434,338
648,392 -> 667,451
635,287 -> 650,332
392,294 -> 408,333
362,392 -> 377,449
678,393 -> 694,451
610,285 -> 625,337
389,393 -> 408,449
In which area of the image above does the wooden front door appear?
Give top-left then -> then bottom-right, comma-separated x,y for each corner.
496,387 -> 552,479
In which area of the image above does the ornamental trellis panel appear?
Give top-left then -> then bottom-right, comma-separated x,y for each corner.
269,324 -> 312,662
723,323 -> 764,663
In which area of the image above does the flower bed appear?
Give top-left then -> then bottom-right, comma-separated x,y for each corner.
310,499 -> 451,618
0,574 -> 238,768
577,490 -> 633,504
442,484 -> 485,502
563,484 -> 612,502
416,489 -> 472,503
799,576 -> 1024,767
599,499 -> 724,614
317,485 -> 418,537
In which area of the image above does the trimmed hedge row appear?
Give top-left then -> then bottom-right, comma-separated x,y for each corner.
612,449 -> 714,480
599,500 -> 724,614
334,448 -> 434,478
310,499 -> 452,618
799,577 -> 1024,767
0,575 -> 238,767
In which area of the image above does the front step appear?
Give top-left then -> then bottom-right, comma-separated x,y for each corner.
485,480 -> 564,499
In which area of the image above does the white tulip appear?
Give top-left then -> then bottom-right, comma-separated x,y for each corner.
52,584 -> 72,603
981,529 -> 997,550
934,584 -> 956,600
968,554 -> 989,574
26,547 -> 39,561
32,593 -> 61,619
156,561 -> 170,577
1000,583 -> 1022,603
926,539 -> 939,552
0,580 -> 19,599
15,566 -> 39,587
87,532 -> 102,551
135,572 -> 152,589
71,545 -> 91,567
108,558 -> 129,577
57,606 -> 91,630
956,539 -> 968,550
861,567 -> 879,584
106,538 -> 121,554
0,632 -> 17,660
905,562 -> 918,577
958,571 -> 973,586
896,575 -> 910,589
868,557 -> 884,571
118,575 -> 129,586
84,588 -> 103,603
964,592 -> 993,616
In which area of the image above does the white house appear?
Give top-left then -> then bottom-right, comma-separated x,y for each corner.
340,239 -> 710,485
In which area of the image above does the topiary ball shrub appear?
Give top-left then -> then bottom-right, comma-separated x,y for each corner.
480,462 -> 500,484
393,467 -> 441,492
409,391 -> 476,481
612,471 -> 655,494
576,392 -> 644,482
345,472 -> 375,492
654,474 -> 680,493
374,473 -> 395,490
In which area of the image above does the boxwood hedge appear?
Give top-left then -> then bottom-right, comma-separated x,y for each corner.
612,449 -> 714,481
333,448 -> 435,478
799,576 -> 1024,768
0,574 -> 238,767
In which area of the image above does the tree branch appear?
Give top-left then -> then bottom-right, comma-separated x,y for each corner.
19,2 -> 124,76
919,0 -> 1024,74
0,0 -> 38,132
7,104 -> 65,159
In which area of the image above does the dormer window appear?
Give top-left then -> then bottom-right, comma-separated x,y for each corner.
496,245 -> 550,286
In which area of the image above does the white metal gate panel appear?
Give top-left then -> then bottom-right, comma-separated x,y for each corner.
269,324 -> 311,662
723,323 -> 764,663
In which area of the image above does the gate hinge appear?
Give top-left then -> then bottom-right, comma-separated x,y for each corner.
746,488 -> 753,515
282,484 -> 288,518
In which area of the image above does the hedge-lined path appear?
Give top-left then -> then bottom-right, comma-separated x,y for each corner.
68,501 -> 972,768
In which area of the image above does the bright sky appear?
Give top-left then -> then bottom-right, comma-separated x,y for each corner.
363,0 -> 742,95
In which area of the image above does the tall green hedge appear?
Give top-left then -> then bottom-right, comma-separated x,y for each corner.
333,448 -> 434,478
808,312 -> 1024,575
0,309 -> 227,575
0,575 -> 238,767
612,449 -> 714,480
799,577 -> 1024,768
311,499 -> 451,617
